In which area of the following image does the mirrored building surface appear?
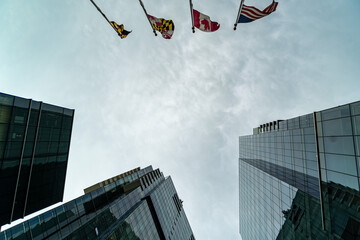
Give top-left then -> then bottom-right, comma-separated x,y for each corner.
0,166 -> 195,240
239,101 -> 360,239
0,92 -> 74,226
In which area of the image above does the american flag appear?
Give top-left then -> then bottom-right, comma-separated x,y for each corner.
238,1 -> 278,23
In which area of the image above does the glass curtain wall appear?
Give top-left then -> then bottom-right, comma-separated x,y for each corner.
0,92 -> 74,225
239,101 -> 360,239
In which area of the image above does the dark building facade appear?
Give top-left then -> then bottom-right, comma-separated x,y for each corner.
239,101 -> 360,239
0,166 -> 195,240
0,92 -> 74,226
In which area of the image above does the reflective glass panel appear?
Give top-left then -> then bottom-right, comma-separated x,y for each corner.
323,136 -> 355,155
325,154 -> 357,176
352,116 -> 360,135
355,136 -> 360,156
358,157 -> 360,178
322,117 -> 352,136
350,102 -> 360,115
326,170 -> 359,190
321,105 -> 350,120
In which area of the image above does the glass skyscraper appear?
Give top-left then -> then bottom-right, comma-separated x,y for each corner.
0,166 -> 195,240
0,92 -> 74,226
239,101 -> 360,239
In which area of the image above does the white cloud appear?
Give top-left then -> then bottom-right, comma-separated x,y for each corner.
1,0 -> 360,239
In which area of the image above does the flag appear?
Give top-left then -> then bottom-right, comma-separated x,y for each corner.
193,9 -> 220,32
238,1 -> 278,23
110,21 -> 131,39
147,14 -> 174,39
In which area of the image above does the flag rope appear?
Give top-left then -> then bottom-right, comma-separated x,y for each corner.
138,0 -> 157,36
234,0 -> 245,30
89,0 -> 121,36
189,0 -> 195,33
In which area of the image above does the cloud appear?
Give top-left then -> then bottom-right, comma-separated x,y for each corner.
1,0 -> 360,239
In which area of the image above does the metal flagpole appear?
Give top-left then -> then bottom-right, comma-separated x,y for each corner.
89,0 -> 120,36
234,0 -> 245,30
189,0 -> 195,33
138,0 -> 157,36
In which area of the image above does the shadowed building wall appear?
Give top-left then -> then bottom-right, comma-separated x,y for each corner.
0,92 -> 74,226
0,166 -> 195,240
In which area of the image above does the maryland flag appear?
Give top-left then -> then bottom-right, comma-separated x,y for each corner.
110,21 -> 131,39
147,14 -> 174,39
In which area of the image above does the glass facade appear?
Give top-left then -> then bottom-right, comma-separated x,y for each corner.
239,101 -> 360,239
0,166 -> 195,240
0,92 -> 74,226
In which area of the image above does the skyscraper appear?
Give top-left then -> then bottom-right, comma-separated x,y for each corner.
239,101 -> 360,239
0,92 -> 74,226
0,166 -> 195,240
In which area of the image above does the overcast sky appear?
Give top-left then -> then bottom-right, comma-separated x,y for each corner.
1,0 -> 360,239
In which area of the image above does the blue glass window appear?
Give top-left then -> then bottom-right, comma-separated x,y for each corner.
322,117 -> 352,136
326,170 -> 359,190
352,116 -> 360,135
325,154 -> 357,176
358,157 -> 360,178
321,105 -> 350,120
323,136 -> 355,155
354,136 -> 360,157
350,102 -> 360,115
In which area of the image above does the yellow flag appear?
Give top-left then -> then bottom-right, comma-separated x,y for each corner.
110,21 -> 131,39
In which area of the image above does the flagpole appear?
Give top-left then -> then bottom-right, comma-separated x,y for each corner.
234,0 -> 245,30
138,0 -> 157,36
189,0 -> 195,33
89,0 -> 119,34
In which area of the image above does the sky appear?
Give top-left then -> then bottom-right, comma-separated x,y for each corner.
1,0 -> 360,239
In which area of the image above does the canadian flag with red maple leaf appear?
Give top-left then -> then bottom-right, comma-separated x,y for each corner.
193,9 -> 220,32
